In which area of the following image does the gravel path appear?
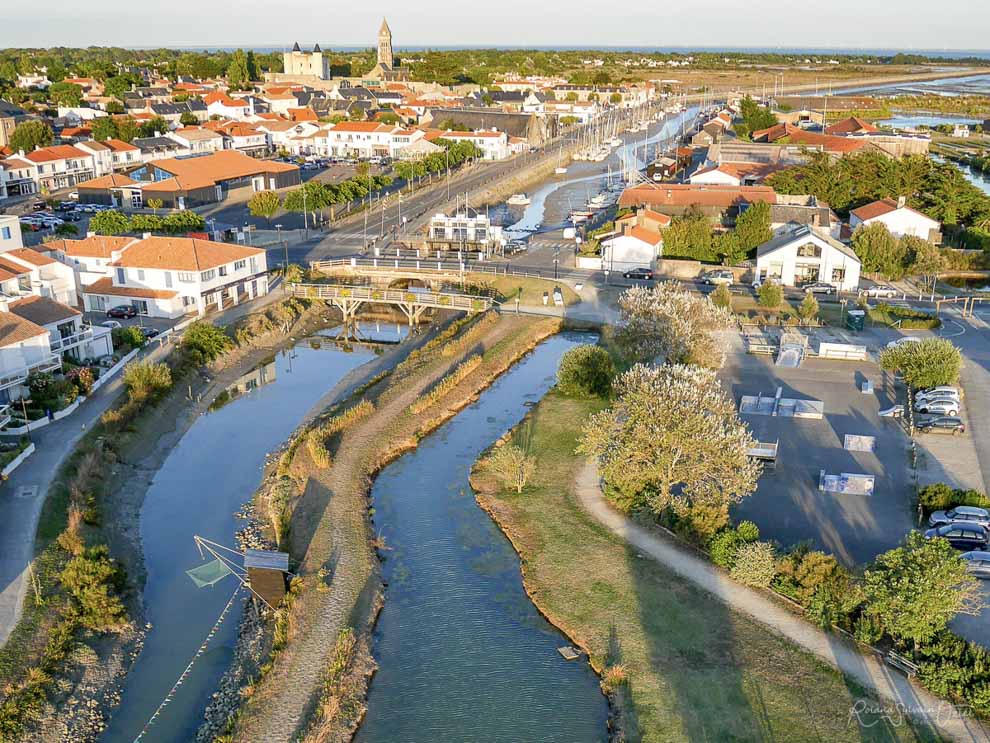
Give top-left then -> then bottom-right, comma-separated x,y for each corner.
575,461 -> 990,743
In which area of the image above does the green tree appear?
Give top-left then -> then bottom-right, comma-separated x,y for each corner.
179,111 -> 198,126
48,81 -> 83,107
906,236 -> 948,290
138,116 -> 169,138
227,49 -> 251,90
879,337 -> 961,389
864,531 -> 982,648
247,190 -> 281,225
851,223 -> 907,279
60,546 -> 126,631
183,321 -> 232,361
733,201 -> 772,252
483,444 -> 537,494
9,120 -> 53,152
90,116 -> 118,142
103,74 -> 135,100
116,117 -> 139,143
713,231 -> 745,266
578,363 -> 760,537
798,292 -> 819,323
661,212 -> 716,261
89,209 -> 130,236
54,223 -> 78,237
556,344 -> 615,397
245,50 -> 259,81
710,283 -> 732,309
757,281 -> 783,308
145,198 -> 164,215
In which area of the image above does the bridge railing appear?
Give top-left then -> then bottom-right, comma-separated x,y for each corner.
286,283 -> 492,312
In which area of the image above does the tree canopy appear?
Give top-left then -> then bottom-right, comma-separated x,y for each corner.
9,120 -> 53,152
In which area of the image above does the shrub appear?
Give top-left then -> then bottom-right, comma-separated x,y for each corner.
730,541 -> 777,587
868,303 -> 940,330
123,361 -> 172,402
60,546 -> 126,631
775,547 -> 846,606
556,345 -> 616,397
918,482 -> 990,511
182,321 -> 232,362
409,355 -> 482,413
797,292 -> 819,323
853,613 -> 884,645
305,430 -> 331,468
112,325 -> 146,351
879,337 -> 961,388
757,282 -> 783,309
65,366 -> 95,396
709,529 -> 742,568
710,283 -> 731,309
736,520 -> 760,543
600,664 -> 627,694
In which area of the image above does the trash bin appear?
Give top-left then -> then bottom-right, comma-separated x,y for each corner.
846,309 -> 865,331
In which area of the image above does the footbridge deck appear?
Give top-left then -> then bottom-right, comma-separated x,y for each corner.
286,282 -> 493,324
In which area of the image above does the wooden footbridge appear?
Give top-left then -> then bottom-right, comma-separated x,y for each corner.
286,282 -> 493,325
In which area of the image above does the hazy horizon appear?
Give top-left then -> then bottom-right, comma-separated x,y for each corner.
3,2 -> 990,52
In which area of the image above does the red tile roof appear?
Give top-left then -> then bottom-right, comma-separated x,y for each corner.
619,184 -> 777,209
84,277 -> 178,300
24,145 -> 89,163
109,236 -> 264,271
0,311 -> 48,347
77,173 -> 139,190
48,235 -> 134,259
9,295 -> 80,325
825,116 -> 880,135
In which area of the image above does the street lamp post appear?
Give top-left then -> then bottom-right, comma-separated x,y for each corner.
275,223 -> 286,271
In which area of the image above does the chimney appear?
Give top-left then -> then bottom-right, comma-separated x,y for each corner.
154,131 -> 162,138
897,196 -> 906,209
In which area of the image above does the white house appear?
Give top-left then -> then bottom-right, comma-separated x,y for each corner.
76,235 -> 269,318
755,223 -> 861,292
0,217 -> 79,305
601,226 -> 664,274
102,138 -> 142,170
20,145 -> 97,192
325,122 -> 401,159
166,128 -> 225,154
849,197 -> 941,242
689,162 -> 779,187
203,92 -> 251,121
257,120 -> 321,152
431,130 -> 509,160
73,140 -> 114,178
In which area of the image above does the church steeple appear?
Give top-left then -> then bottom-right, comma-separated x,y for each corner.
377,18 -> 393,69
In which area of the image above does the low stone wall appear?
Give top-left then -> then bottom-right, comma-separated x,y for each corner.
1,442 -> 35,478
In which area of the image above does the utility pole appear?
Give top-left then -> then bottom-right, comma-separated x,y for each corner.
275,223 -> 286,270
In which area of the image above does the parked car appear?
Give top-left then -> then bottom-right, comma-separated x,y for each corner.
702,269 -> 733,286
106,305 -> 138,319
62,212 -> 81,223
31,201 -> 47,212
100,320 -> 122,329
924,523 -> 990,551
916,386 -> 963,400
915,416 -> 966,435
960,551 -> 990,578
929,506 -> 990,530
915,390 -> 961,406
623,267 -> 654,281
68,191 -> 79,201
140,327 -> 161,339
914,398 -> 960,416
886,336 -> 924,350
804,281 -> 836,295
862,284 -> 899,298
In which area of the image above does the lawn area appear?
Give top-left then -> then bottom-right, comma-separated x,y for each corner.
474,390 -> 934,743
465,273 -> 581,308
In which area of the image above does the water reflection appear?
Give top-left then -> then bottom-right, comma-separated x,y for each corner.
208,358 -> 277,412
101,341 -> 376,743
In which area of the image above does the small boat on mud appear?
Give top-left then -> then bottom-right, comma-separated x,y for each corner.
507,193 -> 531,206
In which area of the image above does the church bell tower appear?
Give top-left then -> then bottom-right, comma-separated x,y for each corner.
378,18 -> 394,69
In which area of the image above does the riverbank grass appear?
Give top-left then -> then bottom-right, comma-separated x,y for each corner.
474,390 -> 928,742
465,273 -> 580,308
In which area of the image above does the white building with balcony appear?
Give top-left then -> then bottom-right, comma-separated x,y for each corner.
76,235 -> 268,318
428,130 -> 509,160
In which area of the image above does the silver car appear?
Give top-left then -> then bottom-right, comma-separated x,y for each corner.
961,551 -> 990,579
929,506 -> 990,530
915,390 -> 961,405
864,284 -> 899,298
914,398 -> 960,416
916,386 -> 962,400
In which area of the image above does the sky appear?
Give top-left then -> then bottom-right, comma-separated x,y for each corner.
2,0 -> 990,51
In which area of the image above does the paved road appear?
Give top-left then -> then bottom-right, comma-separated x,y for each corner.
574,461 -> 989,743
0,285 -> 284,644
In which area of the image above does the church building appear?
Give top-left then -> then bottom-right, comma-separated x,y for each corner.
366,18 -> 410,81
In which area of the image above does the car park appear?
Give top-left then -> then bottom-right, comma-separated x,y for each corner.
928,506 -> 990,530
862,284 -> 898,298
914,398 -> 960,416
915,416 -> 965,435
106,305 -> 138,319
803,281 -> 837,295
961,551 -> 990,578
702,269 -> 733,285
623,267 -> 654,280
924,523 -> 990,551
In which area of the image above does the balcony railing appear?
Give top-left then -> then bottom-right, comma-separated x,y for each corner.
0,355 -> 62,392
49,326 -> 95,353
